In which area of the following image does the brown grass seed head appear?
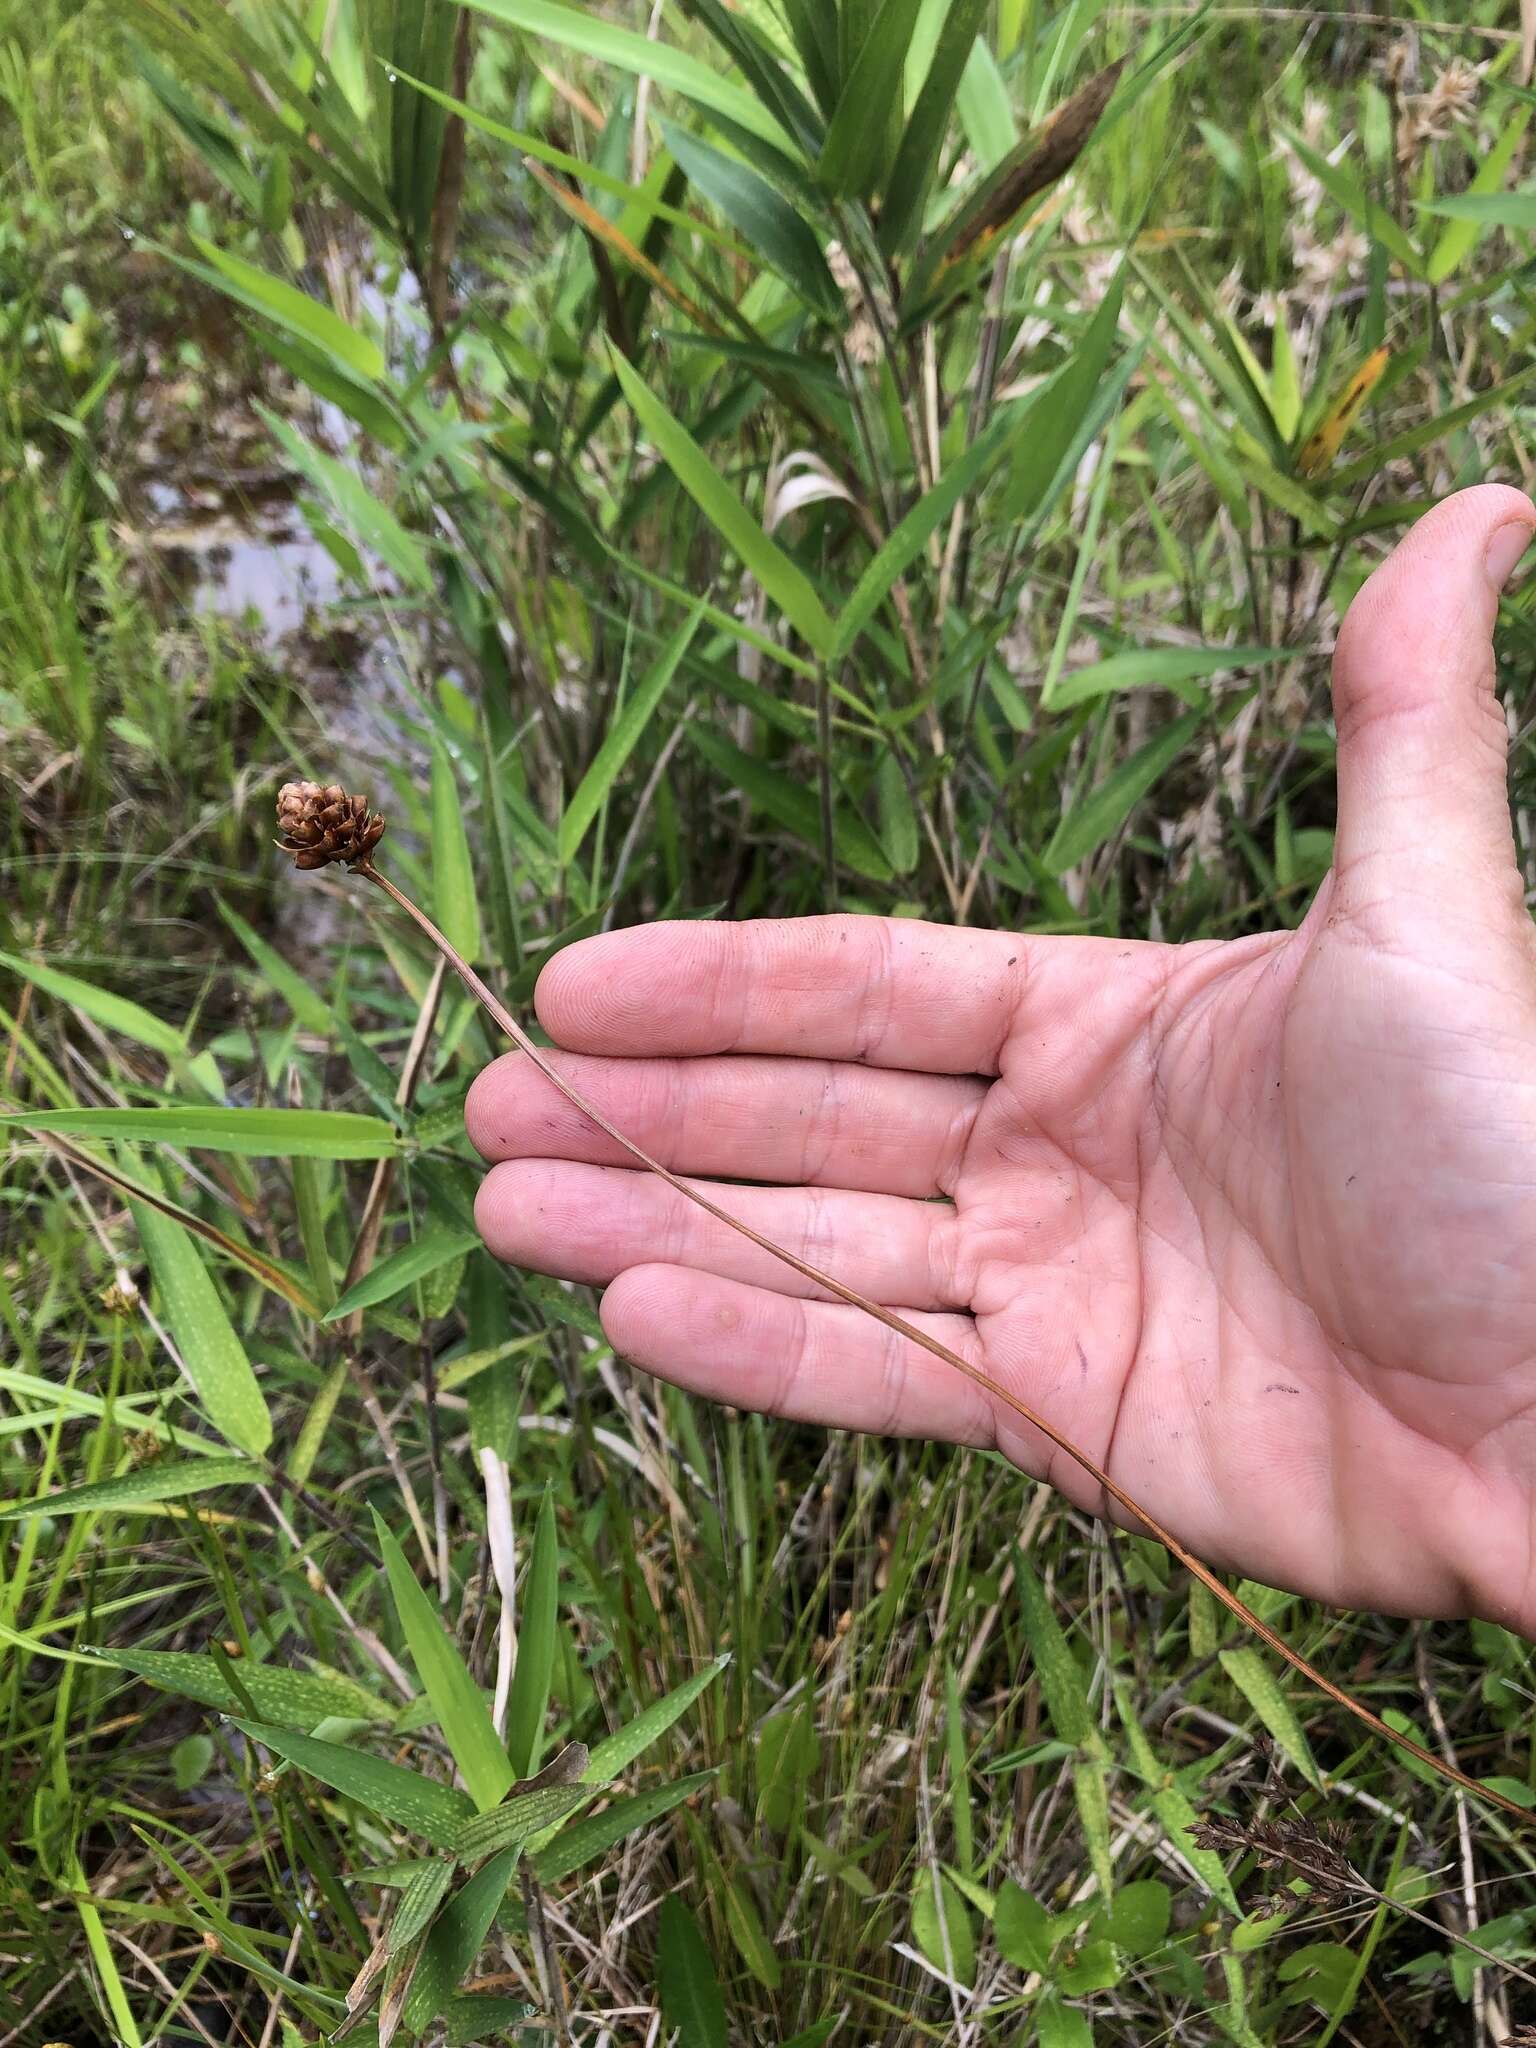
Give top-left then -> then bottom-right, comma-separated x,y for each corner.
276,780 -> 386,870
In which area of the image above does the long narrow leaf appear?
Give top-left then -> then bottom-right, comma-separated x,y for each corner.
375,1514 -> 513,1811
879,0 -> 990,253
560,605 -> 703,862
831,388 -> 1043,662
461,0 -> 797,153
232,1721 -> 475,1850
1042,708 -> 1205,874
99,1648 -> 388,1727
131,1202 -> 273,1457
504,1486 -> 558,1777
4,1106 -> 400,1158
611,350 -> 835,656
0,1456 -> 257,1521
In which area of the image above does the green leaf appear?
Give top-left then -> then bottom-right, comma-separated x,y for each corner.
388,1858 -> 456,1952
97,1648 -> 388,1726
431,734 -> 482,962
1001,275 -> 1125,525
880,0 -> 990,253
326,1227 -> 481,1321
722,1868 -> 781,1988
130,1201 -> 272,1457
1074,1756 -> 1114,1904
3,1106 -> 400,1158
1035,1998 -> 1093,2048
818,0 -> 925,198
1114,1686 -> 1239,1911
232,1721 -> 476,1850
255,405 -> 433,593
1058,1937 -> 1120,1993
463,0 -> 796,153
911,1868 -> 975,1986
1426,116 -> 1533,282
663,125 -> 841,318
186,234 -> 383,381
215,901 -> 334,1035
1421,187 -> 1536,232
876,751 -> 919,875
1218,1648 -> 1321,1788
585,1654 -> 730,1782
1050,644 -> 1286,711
401,1849 -> 518,2030
1107,1878 -> 1171,1957
532,1771 -> 716,1885
657,1897 -> 727,2048
830,389 -> 1043,662
609,349 -> 835,656
504,1485 -> 559,1778
994,1879 -> 1051,1971
560,605 -> 704,863
756,1702 -> 819,1832
375,1515 -> 513,1812
171,1733 -> 214,1790
1042,707 -> 1205,875
687,725 -> 892,881
444,1994 -> 535,2044
0,951 -> 187,1060
451,1781 -> 597,1862
1282,130 -> 1423,278
1015,1548 -> 1089,1744
954,34 -> 1013,168
0,1456 -> 257,1521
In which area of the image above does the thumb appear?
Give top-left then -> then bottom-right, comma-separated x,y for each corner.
1331,483 -> 1534,925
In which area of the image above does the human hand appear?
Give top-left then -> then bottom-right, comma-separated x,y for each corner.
468,485 -> 1536,1631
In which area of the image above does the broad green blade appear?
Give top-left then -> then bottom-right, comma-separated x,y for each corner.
0,1456 -> 257,1521
131,1201 -> 272,1456
609,348 -> 835,656
4,1106 -> 400,1158
232,1721 -> 475,1851
374,1515 -> 514,1812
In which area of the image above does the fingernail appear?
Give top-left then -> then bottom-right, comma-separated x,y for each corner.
1486,520 -> 1534,591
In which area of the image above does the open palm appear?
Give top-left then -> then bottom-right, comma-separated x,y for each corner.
469,486 -> 1536,1631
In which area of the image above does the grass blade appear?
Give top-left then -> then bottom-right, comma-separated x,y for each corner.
375,1513 -> 514,1812
585,1653 -> 731,1781
0,950 -> 187,1060
560,604 -> 703,864
663,123 -> 841,319
400,1849 -> 517,2031
461,0 -> 796,153
504,1484 -> 558,1777
818,0 -> 925,199
98,1648 -> 388,1726
326,1227 -> 481,1322
185,233 -> 383,380
879,0 -> 990,253
1042,707 -> 1205,875
232,1721 -> 475,1850
532,1771 -> 717,1885
658,1897 -> 727,2048
431,734 -> 482,962
0,1456 -> 256,1520
610,347 -> 835,657
130,1201 -> 273,1457
4,1106 -> 401,1158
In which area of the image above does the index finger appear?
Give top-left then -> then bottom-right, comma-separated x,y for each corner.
535,916 -> 1033,1075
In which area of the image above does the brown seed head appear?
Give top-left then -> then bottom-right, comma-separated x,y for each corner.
275,780 -> 386,870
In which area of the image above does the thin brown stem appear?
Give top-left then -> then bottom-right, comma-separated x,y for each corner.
353,855 -> 1530,1828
